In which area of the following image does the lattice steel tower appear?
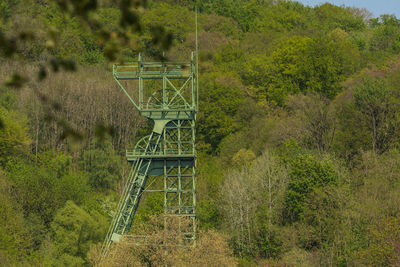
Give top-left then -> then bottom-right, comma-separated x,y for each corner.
101,52 -> 198,257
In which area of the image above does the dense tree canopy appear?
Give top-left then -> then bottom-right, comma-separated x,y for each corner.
1,0 -> 400,266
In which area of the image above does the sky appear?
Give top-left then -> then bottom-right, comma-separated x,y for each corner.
297,0 -> 400,18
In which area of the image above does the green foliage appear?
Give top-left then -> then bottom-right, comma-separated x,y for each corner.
132,193 -> 164,225
353,77 -> 400,153
333,100 -> 371,160
232,148 -> 256,167
253,1 -> 309,33
197,72 -> 244,150
265,36 -> 313,105
370,15 -> 400,54
257,31 -> 360,105
142,3 -> 192,41
6,151 -> 89,225
281,145 -> 338,224
0,0 -> 19,23
197,198 -> 221,230
255,228 -> 283,259
314,3 -> 365,32
0,86 -> 16,110
197,152 -> 225,229
0,106 -> 29,166
0,173 -> 32,263
214,43 -> 245,71
197,0 -> 264,32
49,201 -> 107,265
354,78 -> 390,110
201,14 -> 242,39
96,8 -> 121,32
217,104 -> 272,160
283,93 -> 336,151
81,139 -> 123,191
297,186 -> 341,250
357,216 -> 400,266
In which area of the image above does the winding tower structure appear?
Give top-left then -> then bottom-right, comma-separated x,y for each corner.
101,52 -> 198,257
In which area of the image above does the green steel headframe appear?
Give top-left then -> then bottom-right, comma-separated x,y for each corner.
113,52 -> 198,113
100,52 -> 198,259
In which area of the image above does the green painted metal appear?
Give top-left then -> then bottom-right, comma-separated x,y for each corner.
101,52 -> 198,258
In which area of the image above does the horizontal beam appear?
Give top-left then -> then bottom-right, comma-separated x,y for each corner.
115,76 -> 192,80
126,155 -> 196,161
116,61 -> 192,66
143,189 -> 194,193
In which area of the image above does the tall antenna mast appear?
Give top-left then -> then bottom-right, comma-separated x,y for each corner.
195,5 -> 199,111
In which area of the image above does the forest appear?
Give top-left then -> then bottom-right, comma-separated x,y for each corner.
1,0 -> 400,266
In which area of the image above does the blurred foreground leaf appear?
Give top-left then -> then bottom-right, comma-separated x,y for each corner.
4,73 -> 27,89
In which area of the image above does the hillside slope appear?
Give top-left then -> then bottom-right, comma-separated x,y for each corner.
1,0 -> 400,266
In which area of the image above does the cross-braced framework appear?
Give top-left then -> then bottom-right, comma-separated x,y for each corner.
100,53 -> 198,258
